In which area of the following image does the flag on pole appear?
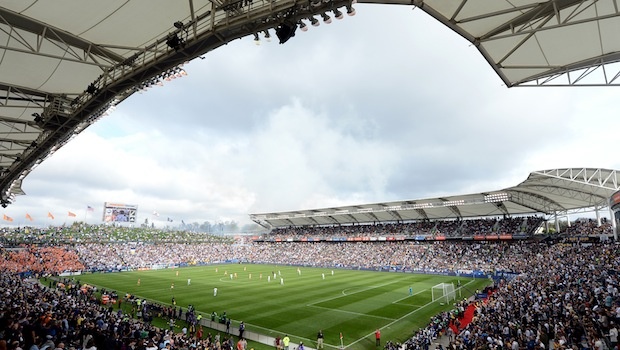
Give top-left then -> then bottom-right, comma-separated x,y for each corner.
25,213 -> 33,221
87,206 -> 94,212
153,211 -> 159,217
47,212 -> 55,220
3,214 -> 13,222
68,211 -> 77,217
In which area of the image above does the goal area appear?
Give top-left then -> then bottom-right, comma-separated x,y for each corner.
431,282 -> 456,304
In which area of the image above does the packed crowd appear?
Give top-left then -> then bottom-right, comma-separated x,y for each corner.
563,219 -> 613,236
0,225 -> 232,247
442,243 -> 620,350
264,216 -> 544,241
0,221 -> 618,350
16,241 -> 539,275
0,273 -> 242,350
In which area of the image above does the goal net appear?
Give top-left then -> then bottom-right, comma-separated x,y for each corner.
431,282 -> 456,304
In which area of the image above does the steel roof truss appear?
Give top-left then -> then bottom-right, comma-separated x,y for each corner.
0,83 -> 53,108
414,208 -> 428,220
522,184 -> 607,204
495,202 -> 510,216
305,217 -> 320,226
364,212 -> 380,223
387,210 -> 403,222
0,7 -> 125,65
537,168 -> 619,190
507,188 -> 565,213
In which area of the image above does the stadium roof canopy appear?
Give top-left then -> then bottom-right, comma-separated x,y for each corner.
249,168 -> 620,228
406,0 -> 620,87
1,1 -> 619,206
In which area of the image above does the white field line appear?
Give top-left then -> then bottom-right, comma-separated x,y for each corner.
307,304 -> 396,321
346,279 -> 477,348
392,289 -> 426,304
306,280 -> 402,306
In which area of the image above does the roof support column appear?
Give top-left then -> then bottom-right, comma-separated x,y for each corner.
595,206 -> 601,226
610,206 -> 618,241
554,212 -> 560,233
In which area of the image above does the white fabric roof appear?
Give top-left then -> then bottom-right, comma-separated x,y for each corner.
0,1 -> 617,205
404,0 -> 620,86
250,168 -> 620,228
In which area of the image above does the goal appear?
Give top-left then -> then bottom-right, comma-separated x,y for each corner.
431,282 -> 456,304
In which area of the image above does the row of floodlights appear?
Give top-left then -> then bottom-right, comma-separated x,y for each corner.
301,5 -> 356,29
137,66 -> 187,91
252,4 -> 356,45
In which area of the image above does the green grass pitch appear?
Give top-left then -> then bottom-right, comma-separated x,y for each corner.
75,264 -> 491,350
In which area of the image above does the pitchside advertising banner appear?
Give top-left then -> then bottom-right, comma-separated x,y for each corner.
103,202 -> 138,223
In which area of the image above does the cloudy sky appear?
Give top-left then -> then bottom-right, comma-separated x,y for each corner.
5,4 -> 620,229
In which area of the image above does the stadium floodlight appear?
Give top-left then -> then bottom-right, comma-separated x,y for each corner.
253,33 -> 260,45
321,13 -> 332,24
333,8 -> 344,20
484,192 -> 510,203
299,21 -> 308,32
442,200 -> 465,207
310,17 -> 320,27
264,30 -> 271,42
346,5 -> 356,16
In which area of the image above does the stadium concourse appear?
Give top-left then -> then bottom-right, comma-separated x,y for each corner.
0,219 -> 619,350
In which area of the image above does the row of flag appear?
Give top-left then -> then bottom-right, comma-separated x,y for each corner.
2,206 -> 182,224
3,211 -> 78,222
1,205 -> 97,222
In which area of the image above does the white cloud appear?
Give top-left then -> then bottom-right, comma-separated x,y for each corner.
6,5 -> 620,228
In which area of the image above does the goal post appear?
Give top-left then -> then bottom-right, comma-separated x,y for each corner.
431,282 -> 456,304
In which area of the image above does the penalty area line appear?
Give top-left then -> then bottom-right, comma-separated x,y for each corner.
306,304 -> 396,321
347,279 -> 478,348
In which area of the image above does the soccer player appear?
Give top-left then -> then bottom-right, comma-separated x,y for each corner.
214,287 -> 218,297
317,330 -> 324,349
137,279 -> 141,286
282,335 -> 290,350
375,329 -> 381,347
187,278 -> 191,286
